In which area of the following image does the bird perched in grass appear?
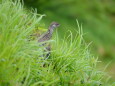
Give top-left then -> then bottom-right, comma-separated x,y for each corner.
38,22 -> 60,58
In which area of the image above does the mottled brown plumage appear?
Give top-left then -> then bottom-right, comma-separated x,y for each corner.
38,22 -> 60,58
38,22 -> 60,42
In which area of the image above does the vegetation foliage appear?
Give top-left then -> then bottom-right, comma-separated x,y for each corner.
24,0 -> 115,81
0,0 -> 114,86
24,0 -> 115,60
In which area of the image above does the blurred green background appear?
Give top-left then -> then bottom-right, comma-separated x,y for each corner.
23,0 -> 115,80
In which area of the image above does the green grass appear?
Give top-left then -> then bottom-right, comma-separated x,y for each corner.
0,0 -> 44,85
24,0 -> 115,60
23,0 -> 115,81
0,0 -> 114,86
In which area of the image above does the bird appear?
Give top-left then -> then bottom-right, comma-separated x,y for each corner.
38,22 -> 60,59
38,22 -> 60,42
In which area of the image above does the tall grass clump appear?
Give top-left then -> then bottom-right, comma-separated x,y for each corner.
0,0 -> 113,86
0,0 -> 45,85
